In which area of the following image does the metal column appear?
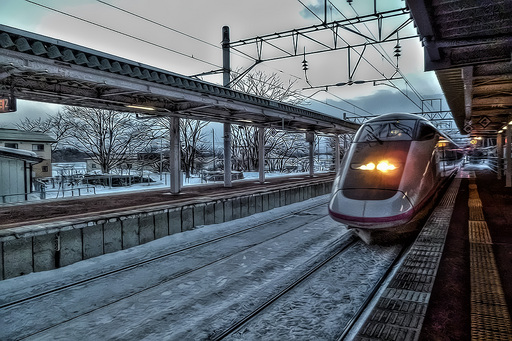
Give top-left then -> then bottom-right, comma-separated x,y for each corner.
222,26 -> 232,188
306,132 -> 315,177
258,127 -> 265,184
334,135 -> 340,174
497,133 -> 503,180
223,123 -> 232,187
507,127 -> 511,187
169,117 -> 181,194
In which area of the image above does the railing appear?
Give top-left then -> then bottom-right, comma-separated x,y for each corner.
1,185 -> 97,204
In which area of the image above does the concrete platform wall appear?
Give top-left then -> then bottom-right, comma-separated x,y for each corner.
0,180 -> 332,280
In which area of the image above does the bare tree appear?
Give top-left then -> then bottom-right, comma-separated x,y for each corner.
267,132 -> 309,172
229,69 -> 307,172
231,68 -> 303,104
15,111 -> 72,151
153,117 -> 209,178
60,106 -> 155,173
180,119 -> 209,177
16,116 -> 53,132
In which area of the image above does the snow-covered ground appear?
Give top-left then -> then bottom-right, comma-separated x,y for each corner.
0,196 -> 400,340
32,164 -> 319,201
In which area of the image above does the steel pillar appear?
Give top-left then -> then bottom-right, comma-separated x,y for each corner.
307,132 -> 315,177
223,123 -> 232,187
507,127 -> 511,187
222,26 -> 232,188
334,135 -> 340,174
497,133 -> 503,180
169,117 -> 181,194
258,127 -> 265,184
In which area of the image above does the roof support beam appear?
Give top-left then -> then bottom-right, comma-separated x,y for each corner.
463,67 -> 473,121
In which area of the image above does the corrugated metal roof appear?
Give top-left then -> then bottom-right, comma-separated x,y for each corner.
0,128 -> 56,143
407,0 -> 512,136
0,25 -> 359,135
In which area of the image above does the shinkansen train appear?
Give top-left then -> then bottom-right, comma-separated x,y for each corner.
328,113 -> 463,243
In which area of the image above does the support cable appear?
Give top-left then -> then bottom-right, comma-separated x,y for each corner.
340,2 -> 435,111
25,0 -> 222,69
300,0 -> 426,111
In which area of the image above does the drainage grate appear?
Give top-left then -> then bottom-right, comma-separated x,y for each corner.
353,179 -> 461,341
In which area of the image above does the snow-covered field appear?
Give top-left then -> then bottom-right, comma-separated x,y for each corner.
31,163 -> 317,201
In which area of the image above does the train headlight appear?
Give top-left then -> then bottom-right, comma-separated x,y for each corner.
376,160 -> 397,172
352,160 -> 398,172
357,162 -> 376,170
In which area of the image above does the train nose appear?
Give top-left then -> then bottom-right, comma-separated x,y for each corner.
328,189 -> 414,228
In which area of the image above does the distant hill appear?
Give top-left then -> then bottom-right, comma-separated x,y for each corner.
52,148 -> 89,162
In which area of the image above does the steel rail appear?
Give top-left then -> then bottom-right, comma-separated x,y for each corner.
209,234 -> 360,340
5,203 -> 337,340
1,200 -> 329,312
336,242 -> 411,340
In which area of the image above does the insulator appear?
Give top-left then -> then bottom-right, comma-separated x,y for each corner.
302,58 -> 308,71
394,44 -> 401,58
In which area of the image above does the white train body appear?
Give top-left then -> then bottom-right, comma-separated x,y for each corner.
328,113 -> 462,242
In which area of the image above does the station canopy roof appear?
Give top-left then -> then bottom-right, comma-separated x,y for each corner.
407,0 -> 512,136
0,25 -> 359,136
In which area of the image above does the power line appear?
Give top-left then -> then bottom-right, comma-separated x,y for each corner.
96,0 -> 220,50
23,0 -> 368,121
24,0 -> 222,69
298,0 -> 428,112
341,3 -> 436,112
94,0 -> 307,85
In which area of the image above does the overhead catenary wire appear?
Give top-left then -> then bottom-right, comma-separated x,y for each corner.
24,0 -> 222,69
328,1 -> 436,112
298,0 -> 427,112
94,0 -> 307,84
23,0 -> 366,122
296,0 -> 414,112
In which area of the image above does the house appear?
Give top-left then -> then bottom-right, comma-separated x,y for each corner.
0,128 -> 56,178
0,147 -> 43,203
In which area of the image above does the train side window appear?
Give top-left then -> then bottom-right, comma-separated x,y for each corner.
417,122 -> 437,141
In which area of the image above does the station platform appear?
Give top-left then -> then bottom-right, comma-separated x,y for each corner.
0,173 -> 334,280
354,166 -> 512,340
422,167 -> 512,340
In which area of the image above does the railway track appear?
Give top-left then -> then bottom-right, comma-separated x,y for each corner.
0,201 -> 332,340
210,238 -> 406,340
0,195 -> 408,340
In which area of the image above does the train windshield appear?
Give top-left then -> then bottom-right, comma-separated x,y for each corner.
355,119 -> 416,143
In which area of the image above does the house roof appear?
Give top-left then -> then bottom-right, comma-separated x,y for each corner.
0,128 -> 57,143
0,146 -> 43,163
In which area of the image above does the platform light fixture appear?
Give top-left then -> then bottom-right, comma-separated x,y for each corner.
126,104 -> 155,111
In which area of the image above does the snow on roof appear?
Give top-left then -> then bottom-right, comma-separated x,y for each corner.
0,128 -> 57,143
0,146 -> 42,162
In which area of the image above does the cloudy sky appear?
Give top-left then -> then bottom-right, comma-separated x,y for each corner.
0,0 -> 446,127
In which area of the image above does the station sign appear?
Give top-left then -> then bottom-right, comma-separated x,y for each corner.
0,96 -> 16,113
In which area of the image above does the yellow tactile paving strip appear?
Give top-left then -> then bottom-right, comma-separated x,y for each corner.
468,179 -> 512,340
